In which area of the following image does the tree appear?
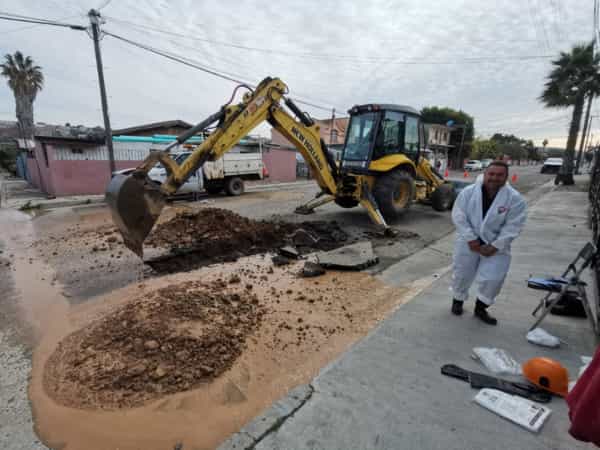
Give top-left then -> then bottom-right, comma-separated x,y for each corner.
0,51 -> 44,142
470,138 -> 500,160
524,140 -> 541,161
490,133 -> 528,163
540,43 -> 600,184
421,106 -> 474,168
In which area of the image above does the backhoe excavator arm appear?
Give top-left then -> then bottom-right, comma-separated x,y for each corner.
105,76 -> 341,256
143,77 -> 337,197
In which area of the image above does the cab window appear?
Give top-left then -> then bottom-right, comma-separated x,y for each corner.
404,115 -> 420,159
373,111 -> 404,159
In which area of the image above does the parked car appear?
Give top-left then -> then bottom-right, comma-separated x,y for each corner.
464,160 -> 483,171
541,157 -> 563,174
481,159 -> 494,169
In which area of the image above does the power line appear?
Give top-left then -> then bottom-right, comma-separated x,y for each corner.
104,15 -> 554,65
103,30 -> 340,113
532,0 -> 552,51
104,31 -> 253,87
0,13 -> 82,35
96,0 -> 113,11
527,0 -> 548,54
0,11 -> 86,30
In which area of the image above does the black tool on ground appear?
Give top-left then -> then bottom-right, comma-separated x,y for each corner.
441,364 -> 552,403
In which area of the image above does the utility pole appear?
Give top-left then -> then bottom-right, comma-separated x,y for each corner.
89,9 -> 115,174
329,108 -> 336,145
585,117 -> 597,154
455,124 -> 466,169
576,96 -> 593,173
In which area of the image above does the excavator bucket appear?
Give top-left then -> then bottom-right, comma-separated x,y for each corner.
105,173 -> 166,258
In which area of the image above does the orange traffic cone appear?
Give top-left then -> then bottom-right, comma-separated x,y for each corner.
511,173 -> 518,183
444,169 -> 449,178
463,170 -> 469,178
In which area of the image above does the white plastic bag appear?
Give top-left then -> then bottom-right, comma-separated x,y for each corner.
472,347 -> 521,375
526,328 -> 561,348
474,388 -> 552,433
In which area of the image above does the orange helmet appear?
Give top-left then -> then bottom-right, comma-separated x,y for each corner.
522,357 -> 569,397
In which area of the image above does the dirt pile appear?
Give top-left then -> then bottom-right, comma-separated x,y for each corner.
43,279 -> 265,409
144,208 -> 348,273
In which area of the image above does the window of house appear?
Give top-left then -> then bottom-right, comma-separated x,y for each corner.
71,148 -> 84,154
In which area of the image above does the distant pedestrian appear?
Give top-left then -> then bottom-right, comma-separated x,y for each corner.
450,161 -> 527,325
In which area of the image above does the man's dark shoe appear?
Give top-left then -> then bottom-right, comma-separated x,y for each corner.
474,299 -> 497,325
452,299 -> 464,315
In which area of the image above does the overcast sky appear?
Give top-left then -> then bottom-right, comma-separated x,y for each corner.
0,0 -> 596,147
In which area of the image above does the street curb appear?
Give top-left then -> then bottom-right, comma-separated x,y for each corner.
217,385 -> 313,450
8,180 -> 316,211
13,196 -> 105,211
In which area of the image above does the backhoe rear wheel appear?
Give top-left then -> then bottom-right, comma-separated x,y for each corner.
431,183 -> 456,211
373,169 -> 415,220
225,177 -> 244,196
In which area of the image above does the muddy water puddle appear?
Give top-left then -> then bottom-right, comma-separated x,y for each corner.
29,256 -> 410,450
2,203 -> 421,449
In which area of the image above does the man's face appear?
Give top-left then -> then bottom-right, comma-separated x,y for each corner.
483,165 -> 508,192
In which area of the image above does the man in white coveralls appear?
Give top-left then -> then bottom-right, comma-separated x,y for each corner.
451,161 -> 527,325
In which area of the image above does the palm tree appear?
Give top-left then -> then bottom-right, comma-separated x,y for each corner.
0,51 -> 44,143
540,43 -> 600,184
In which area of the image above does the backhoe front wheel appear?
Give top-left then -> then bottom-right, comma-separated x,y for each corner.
225,177 -> 245,196
431,183 -> 456,211
373,170 -> 415,220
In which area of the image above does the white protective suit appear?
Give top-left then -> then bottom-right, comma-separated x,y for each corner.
452,181 -> 527,305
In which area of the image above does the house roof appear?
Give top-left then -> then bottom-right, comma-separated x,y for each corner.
34,135 -> 104,144
113,120 -> 193,135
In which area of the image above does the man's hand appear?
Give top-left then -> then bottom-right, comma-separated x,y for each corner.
468,239 -> 481,253
480,244 -> 498,257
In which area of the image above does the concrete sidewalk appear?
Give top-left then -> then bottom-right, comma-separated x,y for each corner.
220,186 -> 598,450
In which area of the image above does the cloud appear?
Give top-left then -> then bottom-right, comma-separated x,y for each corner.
0,0 -> 594,146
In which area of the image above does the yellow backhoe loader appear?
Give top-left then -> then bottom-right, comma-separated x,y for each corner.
106,77 -> 455,257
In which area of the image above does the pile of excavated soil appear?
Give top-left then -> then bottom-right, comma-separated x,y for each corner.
43,279 -> 265,409
146,208 -> 293,250
143,208 -> 348,273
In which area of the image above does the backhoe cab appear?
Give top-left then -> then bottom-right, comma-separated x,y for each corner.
313,103 -> 454,220
106,76 -> 454,258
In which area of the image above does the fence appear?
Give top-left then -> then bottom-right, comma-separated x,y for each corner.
589,151 -> 600,244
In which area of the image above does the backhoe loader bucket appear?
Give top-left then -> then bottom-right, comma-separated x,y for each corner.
105,173 -> 166,258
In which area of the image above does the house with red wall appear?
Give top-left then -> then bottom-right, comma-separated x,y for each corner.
27,135 -> 155,197
26,133 -> 289,197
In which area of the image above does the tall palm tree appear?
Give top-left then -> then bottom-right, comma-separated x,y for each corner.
0,51 -> 44,143
540,43 -> 600,184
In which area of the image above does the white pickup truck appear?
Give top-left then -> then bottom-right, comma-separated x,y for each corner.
115,150 -> 266,196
